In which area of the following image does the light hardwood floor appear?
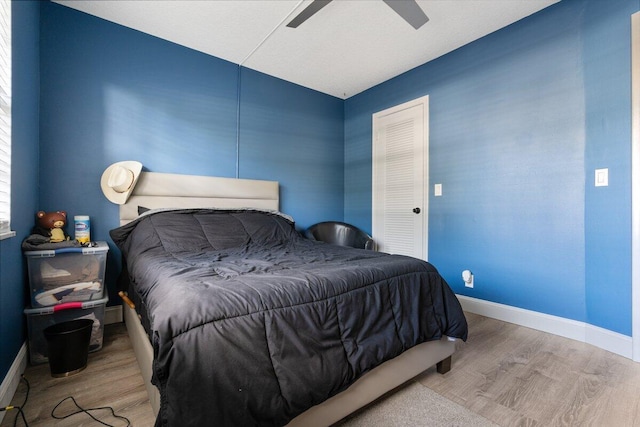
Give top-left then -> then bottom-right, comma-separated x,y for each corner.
1,323 -> 155,427
3,312 -> 640,426
420,312 -> 640,426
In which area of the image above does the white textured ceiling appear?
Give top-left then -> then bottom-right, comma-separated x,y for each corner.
54,0 -> 560,99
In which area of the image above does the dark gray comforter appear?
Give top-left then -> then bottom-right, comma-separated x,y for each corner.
110,209 -> 467,427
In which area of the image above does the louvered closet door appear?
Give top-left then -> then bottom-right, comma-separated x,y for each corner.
372,96 -> 428,259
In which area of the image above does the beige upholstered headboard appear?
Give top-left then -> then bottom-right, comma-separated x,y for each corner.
119,172 -> 279,226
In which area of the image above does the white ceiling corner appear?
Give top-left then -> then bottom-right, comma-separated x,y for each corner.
53,0 -> 560,99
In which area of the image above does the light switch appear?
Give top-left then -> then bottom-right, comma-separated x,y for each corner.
595,168 -> 608,187
434,183 -> 442,197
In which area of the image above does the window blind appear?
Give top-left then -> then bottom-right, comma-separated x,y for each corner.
0,0 -> 11,238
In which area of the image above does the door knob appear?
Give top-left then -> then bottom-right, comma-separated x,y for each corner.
412,207 -> 421,214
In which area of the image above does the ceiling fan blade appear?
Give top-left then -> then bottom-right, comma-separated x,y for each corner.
287,0 -> 333,28
382,0 -> 429,29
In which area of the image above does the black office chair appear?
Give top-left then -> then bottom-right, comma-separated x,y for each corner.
305,221 -> 375,250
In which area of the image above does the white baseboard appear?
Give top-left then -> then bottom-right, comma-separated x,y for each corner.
457,295 -> 633,359
585,322 -> 633,359
0,343 -> 27,424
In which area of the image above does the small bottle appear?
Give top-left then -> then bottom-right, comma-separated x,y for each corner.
74,215 -> 90,243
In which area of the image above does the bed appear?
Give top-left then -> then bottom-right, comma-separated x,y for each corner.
109,172 -> 468,427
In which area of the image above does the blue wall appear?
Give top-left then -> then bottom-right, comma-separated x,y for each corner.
38,2 -> 344,302
345,0 -> 637,335
0,0 -> 40,383
238,68 -> 344,224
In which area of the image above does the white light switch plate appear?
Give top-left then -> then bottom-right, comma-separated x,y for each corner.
434,183 -> 442,197
595,168 -> 608,187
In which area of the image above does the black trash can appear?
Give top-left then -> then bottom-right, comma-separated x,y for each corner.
43,319 -> 94,377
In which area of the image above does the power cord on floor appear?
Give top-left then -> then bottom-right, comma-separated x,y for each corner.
2,375 -> 131,427
0,375 -> 29,427
0,405 -> 28,427
51,396 -> 131,427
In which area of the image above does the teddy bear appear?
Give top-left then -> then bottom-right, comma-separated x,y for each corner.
34,211 -> 70,243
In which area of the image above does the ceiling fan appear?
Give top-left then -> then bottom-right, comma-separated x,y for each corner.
286,0 -> 429,30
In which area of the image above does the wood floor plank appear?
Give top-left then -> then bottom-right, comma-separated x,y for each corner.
419,312 -> 640,426
5,312 -> 640,427
595,382 -> 640,426
1,323 -> 154,427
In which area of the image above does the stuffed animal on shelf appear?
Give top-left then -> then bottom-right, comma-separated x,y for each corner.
34,211 -> 70,243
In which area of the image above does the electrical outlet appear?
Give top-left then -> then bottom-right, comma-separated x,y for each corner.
465,275 -> 474,288
462,270 -> 474,288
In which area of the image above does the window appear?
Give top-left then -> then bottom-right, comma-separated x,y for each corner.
0,0 -> 11,239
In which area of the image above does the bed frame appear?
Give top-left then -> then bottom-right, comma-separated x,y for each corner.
119,171 -> 457,427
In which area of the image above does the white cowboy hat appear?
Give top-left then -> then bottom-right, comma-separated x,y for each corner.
100,161 -> 143,205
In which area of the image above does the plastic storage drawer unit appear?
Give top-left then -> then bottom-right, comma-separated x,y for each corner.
24,291 -> 108,365
24,241 -> 108,307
